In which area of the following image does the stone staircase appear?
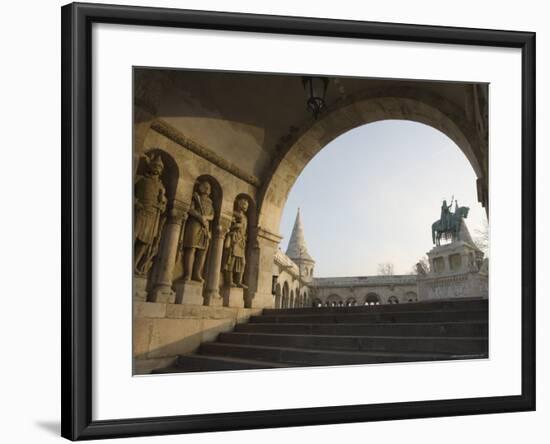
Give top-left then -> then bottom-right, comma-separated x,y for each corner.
154,298 -> 488,373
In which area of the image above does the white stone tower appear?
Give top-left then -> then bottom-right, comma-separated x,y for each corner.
286,208 -> 315,283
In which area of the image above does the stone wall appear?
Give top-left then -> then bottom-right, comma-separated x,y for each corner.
134,302 -> 262,374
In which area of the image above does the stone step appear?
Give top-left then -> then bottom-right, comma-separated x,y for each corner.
264,298 -> 487,315
152,353 -> 292,373
198,342 -> 485,366
218,332 -> 488,354
249,309 -> 488,324
234,320 -> 488,337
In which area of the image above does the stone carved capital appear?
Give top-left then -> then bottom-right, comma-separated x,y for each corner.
213,215 -> 233,239
167,199 -> 190,225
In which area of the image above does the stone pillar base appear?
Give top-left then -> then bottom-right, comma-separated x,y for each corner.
133,275 -> 149,302
204,289 -> 223,307
222,287 -> 245,308
250,292 -> 274,309
174,280 -> 204,305
150,284 -> 176,304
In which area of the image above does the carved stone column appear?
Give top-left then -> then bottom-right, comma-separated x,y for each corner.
204,216 -> 231,306
150,201 -> 188,303
247,227 -> 283,309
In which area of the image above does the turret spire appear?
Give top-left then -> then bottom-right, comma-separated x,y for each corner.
286,208 -> 313,261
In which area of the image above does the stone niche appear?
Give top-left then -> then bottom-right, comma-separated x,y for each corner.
449,253 -> 462,271
432,256 -> 446,273
132,148 -> 179,303
220,194 -> 257,308
418,240 -> 488,301
172,175 -> 222,307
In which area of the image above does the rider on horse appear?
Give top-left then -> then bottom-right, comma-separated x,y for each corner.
432,197 -> 469,246
440,197 -> 454,231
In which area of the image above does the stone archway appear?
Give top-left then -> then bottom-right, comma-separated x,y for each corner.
405,291 -> 418,303
326,294 -> 343,307
282,281 -> 290,308
365,293 -> 381,306
258,88 -> 487,235
248,88 -> 488,310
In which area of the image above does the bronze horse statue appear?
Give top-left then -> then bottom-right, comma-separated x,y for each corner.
432,206 -> 470,246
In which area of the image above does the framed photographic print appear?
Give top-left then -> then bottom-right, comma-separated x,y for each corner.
61,2 -> 536,440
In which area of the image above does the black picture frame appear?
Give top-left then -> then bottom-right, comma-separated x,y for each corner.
61,2 -> 536,440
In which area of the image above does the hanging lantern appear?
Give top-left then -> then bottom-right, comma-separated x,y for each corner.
302,76 -> 329,119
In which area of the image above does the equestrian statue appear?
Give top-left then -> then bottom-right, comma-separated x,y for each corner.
431,197 -> 470,246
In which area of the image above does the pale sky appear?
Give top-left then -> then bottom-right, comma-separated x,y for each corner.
280,120 -> 488,277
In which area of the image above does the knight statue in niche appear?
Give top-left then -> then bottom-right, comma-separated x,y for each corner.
181,179 -> 214,282
134,154 -> 167,275
223,197 -> 249,288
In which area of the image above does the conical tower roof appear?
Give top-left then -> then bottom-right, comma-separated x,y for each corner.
286,208 -> 314,262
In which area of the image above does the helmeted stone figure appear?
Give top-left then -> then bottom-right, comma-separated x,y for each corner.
182,180 -> 214,282
134,154 -> 167,275
223,198 -> 249,288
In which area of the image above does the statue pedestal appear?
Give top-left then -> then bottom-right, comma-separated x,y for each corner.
133,275 -> 149,302
174,280 -> 204,305
222,286 -> 245,308
418,241 -> 487,301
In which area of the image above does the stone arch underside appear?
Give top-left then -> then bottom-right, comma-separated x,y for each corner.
259,88 -> 487,235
